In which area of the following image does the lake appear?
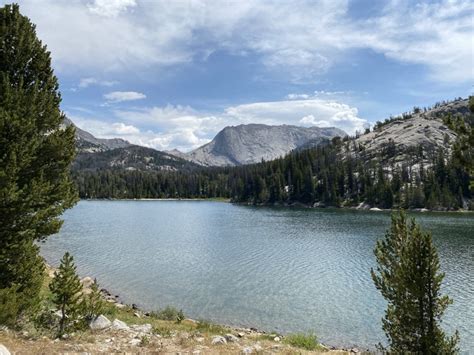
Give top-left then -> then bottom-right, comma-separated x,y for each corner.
40,200 -> 474,351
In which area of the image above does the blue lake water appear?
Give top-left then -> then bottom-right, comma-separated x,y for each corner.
40,200 -> 474,351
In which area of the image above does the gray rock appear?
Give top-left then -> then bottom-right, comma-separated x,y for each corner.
242,346 -> 253,354
131,323 -> 152,334
352,98 -> 469,169
128,338 -> 141,346
81,276 -> 94,288
211,335 -> 227,345
253,343 -> 263,352
89,315 -> 112,330
181,124 -> 346,167
53,310 -> 64,318
0,344 -> 10,355
225,333 -> 239,342
111,319 -> 129,331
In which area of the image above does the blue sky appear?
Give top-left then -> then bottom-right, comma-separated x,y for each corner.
13,0 -> 473,151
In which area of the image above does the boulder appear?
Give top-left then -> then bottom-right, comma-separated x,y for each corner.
211,335 -> 227,345
131,323 -> 152,334
0,344 -> 10,355
89,315 -> 112,330
112,319 -> 129,331
129,338 -> 141,346
81,276 -> 94,288
225,333 -> 239,343
273,336 -> 281,342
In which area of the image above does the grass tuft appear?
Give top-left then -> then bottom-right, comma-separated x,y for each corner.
283,332 -> 320,351
195,320 -> 226,335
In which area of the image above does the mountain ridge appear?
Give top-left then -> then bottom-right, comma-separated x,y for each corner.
63,117 -> 131,153
64,118 -> 198,172
176,123 -> 347,166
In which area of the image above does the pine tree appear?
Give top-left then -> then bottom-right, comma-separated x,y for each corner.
0,4 -> 78,318
50,252 -> 84,336
371,212 -> 459,353
83,279 -> 105,321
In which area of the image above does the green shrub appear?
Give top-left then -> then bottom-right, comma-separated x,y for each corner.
101,301 -> 118,318
196,320 -> 226,334
150,306 -> 185,323
153,325 -> 172,337
140,335 -> 150,346
283,332 -> 319,351
33,307 -> 58,331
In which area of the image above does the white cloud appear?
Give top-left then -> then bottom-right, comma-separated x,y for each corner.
286,93 -> 310,100
69,116 -> 138,137
225,99 -> 367,134
286,91 -> 349,100
103,91 -> 146,103
354,0 -> 473,83
107,98 -> 367,151
17,0 -> 473,83
79,77 -> 118,88
111,122 -> 139,135
87,0 -> 137,17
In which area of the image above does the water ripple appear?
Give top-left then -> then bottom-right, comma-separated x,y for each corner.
41,201 -> 474,351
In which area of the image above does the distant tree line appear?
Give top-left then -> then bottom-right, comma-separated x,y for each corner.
73,103 -> 473,210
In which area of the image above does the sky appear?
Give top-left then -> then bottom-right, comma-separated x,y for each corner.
11,0 -> 474,152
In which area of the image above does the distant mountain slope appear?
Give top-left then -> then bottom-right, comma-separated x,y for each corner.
179,124 -> 346,166
64,118 -> 130,153
64,118 -> 197,172
72,145 -> 197,172
350,98 -> 469,166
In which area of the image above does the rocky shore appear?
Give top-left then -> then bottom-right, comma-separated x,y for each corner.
239,199 -> 473,213
0,264 -> 367,354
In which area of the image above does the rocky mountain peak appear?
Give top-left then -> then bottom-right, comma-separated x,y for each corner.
179,123 -> 346,166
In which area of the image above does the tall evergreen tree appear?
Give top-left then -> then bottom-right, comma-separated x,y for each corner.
0,3 -> 78,319
371,212 -> 459,353
50,252 -> 84,336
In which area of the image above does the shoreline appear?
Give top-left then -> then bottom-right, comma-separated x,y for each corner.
40,263 -> 366,353
80,197 -> 473,213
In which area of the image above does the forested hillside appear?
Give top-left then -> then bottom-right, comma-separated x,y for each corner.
72,98 -> 473,210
